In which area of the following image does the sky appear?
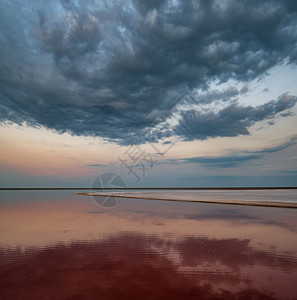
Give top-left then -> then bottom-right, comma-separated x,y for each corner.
0,0 -> 297,187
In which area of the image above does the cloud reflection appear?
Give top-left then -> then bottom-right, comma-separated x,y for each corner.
1,232 -> 296,299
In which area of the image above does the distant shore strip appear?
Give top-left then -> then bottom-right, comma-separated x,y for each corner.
1,187 -> 297,190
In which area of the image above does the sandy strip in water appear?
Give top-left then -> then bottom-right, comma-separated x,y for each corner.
78,192 -> 297,209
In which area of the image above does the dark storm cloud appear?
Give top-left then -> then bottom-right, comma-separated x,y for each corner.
179,136 -> 297,168
173,93 -> 297,141
0,0 -> 297,144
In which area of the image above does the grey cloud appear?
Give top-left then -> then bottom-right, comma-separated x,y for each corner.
0,0 -> 297,144
183,154 -> 261,168
267,120 -> 275,125
246,136 -> 297,154
282,170 -> 297,174
178,136 -> 297,168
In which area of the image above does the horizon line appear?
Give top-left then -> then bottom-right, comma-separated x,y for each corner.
0,187 -> 297,190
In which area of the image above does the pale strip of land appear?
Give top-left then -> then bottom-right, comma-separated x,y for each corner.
78,191 -> 297,209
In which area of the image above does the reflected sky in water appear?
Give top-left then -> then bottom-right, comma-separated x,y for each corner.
0,191 -> 297,299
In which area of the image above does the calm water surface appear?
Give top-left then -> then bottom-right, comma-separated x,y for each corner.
0,190 -> 297,299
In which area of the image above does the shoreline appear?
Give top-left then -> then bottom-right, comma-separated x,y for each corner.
1,187 -> 297,190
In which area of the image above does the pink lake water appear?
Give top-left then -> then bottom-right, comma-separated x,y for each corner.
0,190 -> 297,299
